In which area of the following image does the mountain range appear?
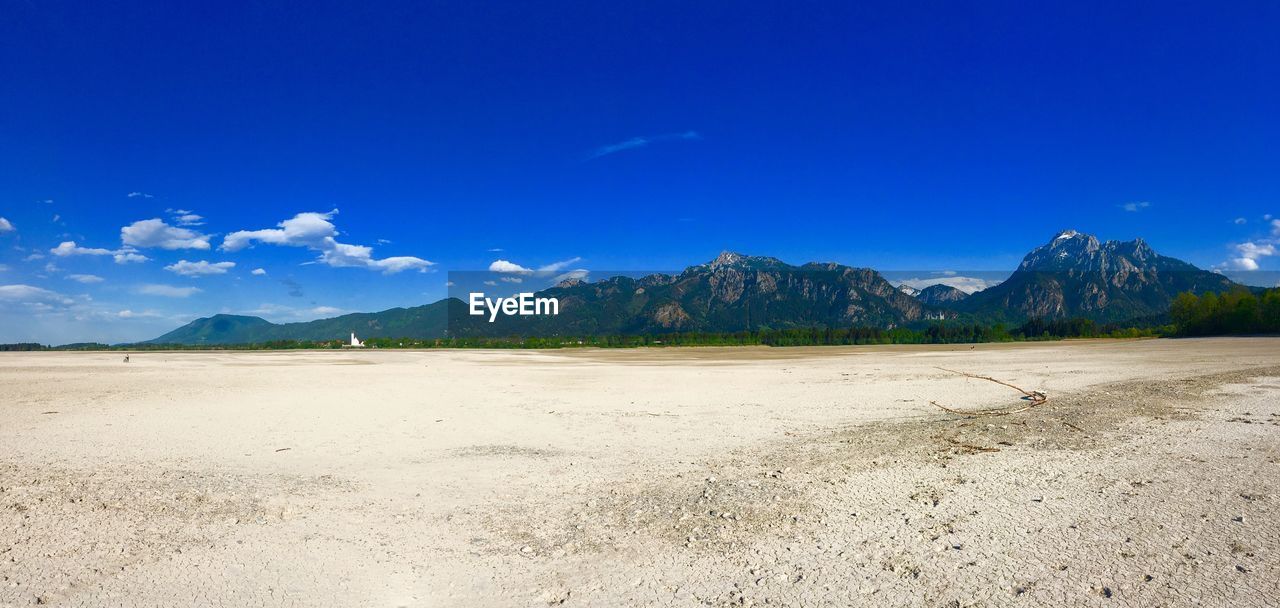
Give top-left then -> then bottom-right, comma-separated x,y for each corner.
145,230 -> 1242,344
898,283 -> 969,306
147,300 -> 458,344
952,230 -> 1235,322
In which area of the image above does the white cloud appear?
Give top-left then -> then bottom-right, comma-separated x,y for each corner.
23,253 -> 43,261
551,269 -> 590,284
0,284 -> 73,305
245,303 -> 291,316
365,256 -> 433,274
0,264 -> 8,272
0,217 -> 14,233
136,284 -> 202,298
491,261 -> 593,285
113,250 -> 149,264
165,208 -> 205,226
164,260 -> 236,277
315,241 -> 370,267
487,248 -> 504,252
488,259 -> 532,274
251,268 -> 267,276
67,274 -> 105,284
1120,201 -> 1151,212
1237,241 -> 1276,259
1273,219 -> 1280,235
222,210 -> 432,274
243,303 -> 345,320
223,210 -> 339,250
1234,217 -> 1247,225
121,218 -> 210,250
538,257 -> 582,272
117,309 -> 164,319
51,241 -> 149,264
895,276 -> 998,294
316,241 -> 424,273
1219,238 -> 1278,271
51,241 -> 114,257
1225,257 -> 1260,271
127,192 -> 154,198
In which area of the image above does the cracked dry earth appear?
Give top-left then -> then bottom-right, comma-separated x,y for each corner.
2,338 -> 1279,607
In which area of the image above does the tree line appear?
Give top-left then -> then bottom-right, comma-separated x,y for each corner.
27,318 -> 1154,351
1170,287 -> 1280,336
6,288 -> 1275,352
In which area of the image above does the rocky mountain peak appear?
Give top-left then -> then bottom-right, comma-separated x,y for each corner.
710,251 -> 744,267
916,283 -> 969,305
700,251 -> 790,271
959,229 -> 1235,322
1116,237 -> 1155,259
1019,230 -> 1103,271
1052,229 -> 1083,240
1050,229 -> 1101,249
1019,230 -> 1175,274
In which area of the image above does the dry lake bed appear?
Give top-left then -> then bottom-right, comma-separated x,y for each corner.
2,337 -> 1279,607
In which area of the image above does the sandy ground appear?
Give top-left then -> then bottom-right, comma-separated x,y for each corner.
2,338 -> 1279,607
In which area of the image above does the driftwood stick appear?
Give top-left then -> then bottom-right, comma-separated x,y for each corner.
929,367 -> 1048,417
935,367 -> 1047,400
929,400 -> 1039,417
937,434 -> 1002,453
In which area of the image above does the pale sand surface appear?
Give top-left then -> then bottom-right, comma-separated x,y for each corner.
2,338 -> 1279,606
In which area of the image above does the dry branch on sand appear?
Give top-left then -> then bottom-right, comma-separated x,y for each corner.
929,367 -> 1048,417
939,435 -> 1002,453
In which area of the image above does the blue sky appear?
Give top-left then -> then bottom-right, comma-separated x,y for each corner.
2,1 -> 1278,344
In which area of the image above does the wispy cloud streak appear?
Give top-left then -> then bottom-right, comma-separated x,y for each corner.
585,131 -> 701,161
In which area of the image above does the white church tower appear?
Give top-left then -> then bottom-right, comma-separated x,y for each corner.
349,332 -> 364,347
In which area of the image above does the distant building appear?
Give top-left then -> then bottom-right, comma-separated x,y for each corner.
348,332 -> 365,348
